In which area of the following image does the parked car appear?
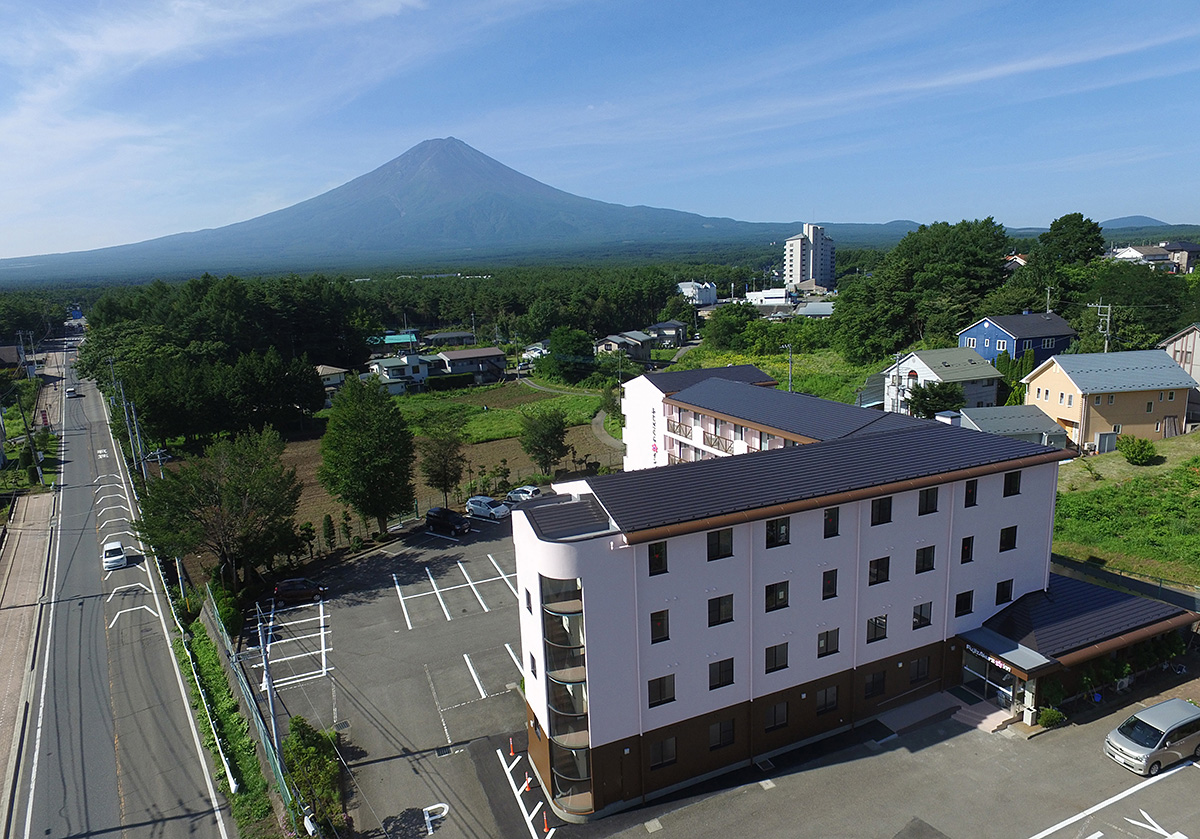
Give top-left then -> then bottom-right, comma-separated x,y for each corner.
1104,697 -> 1200,776
425,506 -> 471,537
273,577 -> 328,605
465,496 -> 512,520
102,540 -> 127,571
506,485 -> 543,504
65,386 -> 79,398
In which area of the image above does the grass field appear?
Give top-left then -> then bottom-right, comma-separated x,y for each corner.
389,382 -> 603,444
667,347 -> 877,404
1054,431 -> 1200,586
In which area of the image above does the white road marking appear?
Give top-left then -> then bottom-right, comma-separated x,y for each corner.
427,566 -> 452,621
1025,762 -> 1192,839
463,653 -> 487,699
505,643 -> 521,670
107,604 -> 159,628
398,571 -> 512,600
458,561 -> 490,612
106,582 -> 152,599
489,553 -> 519,597
393,573 -> 413,630
494,750 -> 556,839
425,665 -> 452,743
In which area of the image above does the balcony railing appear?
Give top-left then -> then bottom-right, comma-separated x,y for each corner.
703,432 -> 733,453
666,419 -> 691,438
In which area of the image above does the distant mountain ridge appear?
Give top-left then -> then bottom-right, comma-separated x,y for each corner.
0,138 -> 1190,283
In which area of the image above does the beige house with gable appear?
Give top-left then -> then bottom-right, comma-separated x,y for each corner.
1022,350 -> 1198,449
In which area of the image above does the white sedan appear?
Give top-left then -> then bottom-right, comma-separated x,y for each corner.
465,496 -> 512,520
505,485 -> 543,504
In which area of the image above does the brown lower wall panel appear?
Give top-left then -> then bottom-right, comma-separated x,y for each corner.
580,638 -> 959,818
526,703 -> 551,801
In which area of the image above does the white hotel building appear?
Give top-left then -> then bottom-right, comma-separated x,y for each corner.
514,368 -> 1074,820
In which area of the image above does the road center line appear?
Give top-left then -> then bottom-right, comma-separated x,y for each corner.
458,561 -> 490,612
489,553 -> 519,597
427,566 -> 452,621
464,653 -> 487,699
393,573 -> 413,630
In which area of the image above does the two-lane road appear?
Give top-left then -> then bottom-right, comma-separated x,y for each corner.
9,350 -> 229,839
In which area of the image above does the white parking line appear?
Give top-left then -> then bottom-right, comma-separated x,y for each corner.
427,566 -> 452,621
494,750 -> 556,839
505,643 -> 521,670
393,573 -> 413,630
458,561 -> 490,612
489,553 -> 518,598
463,653 -> 487,699
1025,761 -> 1191,839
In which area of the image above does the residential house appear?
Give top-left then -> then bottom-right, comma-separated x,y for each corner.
1157,324 -> 1200,421
1161,241 -> 1200,274
783,223 -> 836,293
795,301 -> 834,319
677,281 -> 718,307
744,288 -> 790,307
522,342 -> 550,361
957,405 -> 1069,448
436,347 -> 507,383
956,311 -> 1077,367
622,366 -> 777,471
423,330 -> 476,347
596,331 -> 654,362
360,371 -> 407,396
1003,254 -> 1029,273
367,355 -> 429,388
1110,244 -> 1170,267
315,365 -> 348,388
1021,350 -> 1199,449
645,321 -> 689,348
879,348 -> 1002,415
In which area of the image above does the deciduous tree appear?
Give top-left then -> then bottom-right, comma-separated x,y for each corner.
520,407 -> 570,476
418,408 -> 469,507
317,375 -> 416,535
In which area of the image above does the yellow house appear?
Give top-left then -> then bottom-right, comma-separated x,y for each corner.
1022,350 -> 1198,448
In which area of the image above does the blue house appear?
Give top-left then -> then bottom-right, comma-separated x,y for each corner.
957,311 -> 1076,366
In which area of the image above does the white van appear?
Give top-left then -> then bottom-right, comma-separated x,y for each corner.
1104,697 -> 1200,776
102,540 -> 127,571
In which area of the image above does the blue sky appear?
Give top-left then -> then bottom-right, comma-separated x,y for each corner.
2,0 -> 1199,259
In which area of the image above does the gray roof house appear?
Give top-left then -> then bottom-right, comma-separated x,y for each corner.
958,405 -> 1069,448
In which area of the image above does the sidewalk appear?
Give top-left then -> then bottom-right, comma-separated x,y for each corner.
0,493 -> 55,824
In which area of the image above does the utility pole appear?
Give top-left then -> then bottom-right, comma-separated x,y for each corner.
471,312 -> 476,345
892,352 -> 903,414
780,344 -> 793,392
258,602 -> 281,754
1045,286 -> 1053,313
1088,300 -> 1111,353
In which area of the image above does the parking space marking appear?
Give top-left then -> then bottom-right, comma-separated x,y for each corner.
426,566 -> 452,621
488,553 -> 519,598
463,654 -> 487,700
424,665 -> 452,744
392,573 -> 413,630
505,643 -> 520,670
1025,761 -> 1191,839
458,561 -> 490,612
495,750 -> 556,839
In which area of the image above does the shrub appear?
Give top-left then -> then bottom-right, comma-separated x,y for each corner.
1115,435 -> 1157,465
1038,707 -> 1067,728
209,585 -> 244,637
282,716 -> 346,831
1039,678 -> 1066,708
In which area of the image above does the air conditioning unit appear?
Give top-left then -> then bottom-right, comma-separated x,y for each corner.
1082,442 -> 1097,454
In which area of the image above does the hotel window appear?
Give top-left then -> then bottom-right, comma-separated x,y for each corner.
709,718 -> 735,749
824,507 -> 839,538
765,642 -> 789,673
961,535 -> 975,563
734,424 -> 745,441
817,628 -> 839,658
866,614 -> 888,643
1042,337 -> 1055,349
955,590 -> 974,617
865,670 -> 886,698
910,656 -> 931,683
708,594 -> 734,626
648,674 -> 675,707
649,737 -> 677,769
913,601 -> 932,629
765,581 -> 789,612
869,556 -> 890,585
650,609 -> 669,643
816,685 -> 838,714
999,525 -> 1018,552
530,653 -> 536,678
996,578 -> 1013,605
707,528 -> 733,561
525,589 -> 532,612
709,658 -> 734,690
996,339 -> 1007,352
915,546 -> 935,574
1003,470 -> 1021,497
871,496 -> 893,525
764,701 -> 788,732
964,479 -> 978,508
766,517 -> 790,548
649,541 -> 668,576
822,569 -> 838,600
918,487 -> 938,515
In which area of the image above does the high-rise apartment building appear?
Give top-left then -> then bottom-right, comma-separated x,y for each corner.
783,223 -> 836,292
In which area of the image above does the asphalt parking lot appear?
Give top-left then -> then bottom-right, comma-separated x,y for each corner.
246,518 -> 1200,839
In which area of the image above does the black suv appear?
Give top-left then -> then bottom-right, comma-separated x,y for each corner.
426,507 -> 471,537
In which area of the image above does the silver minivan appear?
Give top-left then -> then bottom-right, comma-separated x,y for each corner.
1104,697 -> 1200,776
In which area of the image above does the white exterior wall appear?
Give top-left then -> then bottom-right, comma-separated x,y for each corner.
622,375 -> 669,471
882,355 -> 998,414
516,462 -> 1059,750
